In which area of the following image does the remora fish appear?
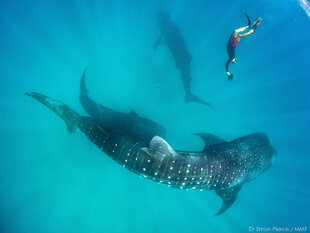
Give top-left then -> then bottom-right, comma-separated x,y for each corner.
26,92 -> 275,215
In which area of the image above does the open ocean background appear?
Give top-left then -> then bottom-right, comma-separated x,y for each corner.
0,0 -> 309,232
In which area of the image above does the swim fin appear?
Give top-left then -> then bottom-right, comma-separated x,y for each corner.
252,18 -> 262,31
226,71 -> 234,80
245,13 -> 251,27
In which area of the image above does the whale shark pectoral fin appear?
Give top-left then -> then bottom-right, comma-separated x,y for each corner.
153,36 -> 163,50
193,133 -> 226,150
215,185 -> 242,215
149,136 -> 176,154
144,136 -> 176,160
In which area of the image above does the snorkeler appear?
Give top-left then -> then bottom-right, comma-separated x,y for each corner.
226,14 -> 262,80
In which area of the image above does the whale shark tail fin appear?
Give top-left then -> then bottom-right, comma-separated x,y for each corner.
80,66 -> 89,95
25,92 -> 79,134
215,185 -> 242,215
185,93 -> 213,107
79,67 -> 103,118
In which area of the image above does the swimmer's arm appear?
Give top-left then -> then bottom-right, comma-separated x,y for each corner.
234,25 -> 250,34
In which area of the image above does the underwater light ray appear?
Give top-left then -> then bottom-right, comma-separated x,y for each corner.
297,0 -> 310,17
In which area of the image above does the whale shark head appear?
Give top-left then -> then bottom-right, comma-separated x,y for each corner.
232,133 -> 276,178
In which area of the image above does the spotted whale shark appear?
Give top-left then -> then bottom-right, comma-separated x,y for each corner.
26,92 -> 276,215
79,67 -> 166,145
154,11 -> 212,107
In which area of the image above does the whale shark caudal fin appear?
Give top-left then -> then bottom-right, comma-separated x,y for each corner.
142,136 -> 176,161
80,66 -> 89,95
215,185 -> 242,215
25,92 -> 79,134
186,93 -> 212,107
193,133 -> 226,150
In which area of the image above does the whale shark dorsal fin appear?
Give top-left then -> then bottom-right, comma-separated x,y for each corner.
215,185 -> 242,215
193,133 -> 226,150
130,109 -> 138,117
142,136 -> 176,161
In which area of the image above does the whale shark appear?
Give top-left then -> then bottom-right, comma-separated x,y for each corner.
154,11 -> 212,107
26,92 -> 276,215
79,67 -> 166,145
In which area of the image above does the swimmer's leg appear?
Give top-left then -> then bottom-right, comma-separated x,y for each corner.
226,59 -> 234,80
226,46 -> 236,80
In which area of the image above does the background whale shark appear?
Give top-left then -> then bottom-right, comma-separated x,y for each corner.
80,67 -> 166,145
154,11 -> 212,107
26,92 -> 276,215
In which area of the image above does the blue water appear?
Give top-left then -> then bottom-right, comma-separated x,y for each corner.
1,0 -> 310,232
